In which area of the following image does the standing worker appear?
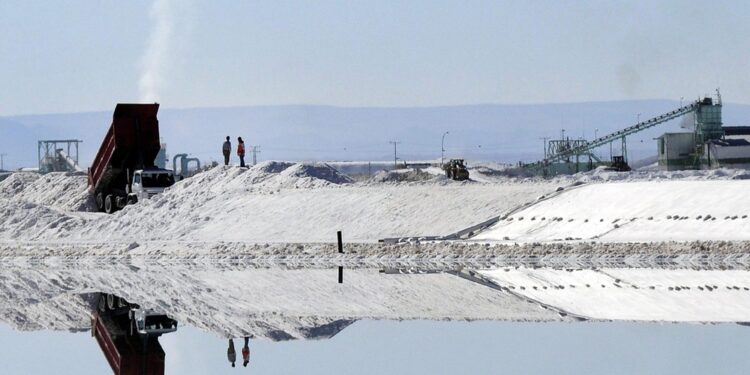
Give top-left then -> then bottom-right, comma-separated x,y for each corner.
237,137 -> 246,168
227,339 -> 236,368
222,136 -> 231,166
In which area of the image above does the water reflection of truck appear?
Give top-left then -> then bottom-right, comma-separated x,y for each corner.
91,293 -> 177,375
88,104 -> 175,214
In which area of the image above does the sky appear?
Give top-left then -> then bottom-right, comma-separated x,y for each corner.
3,320 -> 750,374
2,0 -> 750,116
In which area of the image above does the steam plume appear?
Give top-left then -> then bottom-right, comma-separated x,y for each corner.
139,0 -> 176,102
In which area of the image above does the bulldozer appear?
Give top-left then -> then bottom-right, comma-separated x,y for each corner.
442,159 -> 470,181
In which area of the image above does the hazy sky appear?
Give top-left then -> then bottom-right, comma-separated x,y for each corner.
3,320 -> 750,374
2,0 -> 750,116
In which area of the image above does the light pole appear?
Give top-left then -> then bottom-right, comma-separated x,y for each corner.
441,131 -> 449,165
680,96 -> 684,107
637,113 -> 642,124
389,141 -> 401,169
594,128 -> 599,140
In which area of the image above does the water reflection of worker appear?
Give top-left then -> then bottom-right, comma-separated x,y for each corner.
222,136 -> 232,166
242,337 -> 250,367
227,339 -> 237,368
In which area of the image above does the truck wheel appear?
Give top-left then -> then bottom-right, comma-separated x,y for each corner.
96,193 -> 104,212
104,195 -> 116,214
98,294 -> 107,312
107,294 -> 116,310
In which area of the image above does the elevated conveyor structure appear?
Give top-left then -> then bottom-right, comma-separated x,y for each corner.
527,94 -> 723,176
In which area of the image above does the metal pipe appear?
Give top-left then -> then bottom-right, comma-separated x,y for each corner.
172,153 -> 187,175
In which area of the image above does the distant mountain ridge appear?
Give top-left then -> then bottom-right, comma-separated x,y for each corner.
3,100 -> 750,170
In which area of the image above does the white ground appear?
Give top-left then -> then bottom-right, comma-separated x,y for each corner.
0,163 -> 558,244
472,180 -> 750,243
4,163 -> 750,340
480,267 -> 750,322
0,264 -> 565,340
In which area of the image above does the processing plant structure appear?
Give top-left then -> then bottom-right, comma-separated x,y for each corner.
37,139 -> 84,174
524,90 -> 750,176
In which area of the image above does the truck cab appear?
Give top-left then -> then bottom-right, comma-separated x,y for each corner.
131,308 -> 179,336
92,293 -> 177,375
129,169 -> 175,204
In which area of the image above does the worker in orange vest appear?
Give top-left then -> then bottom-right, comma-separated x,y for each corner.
237,137 -> 246,168
242,337 -> 250,367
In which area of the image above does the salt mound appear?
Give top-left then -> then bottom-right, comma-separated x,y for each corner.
277,163 -> 353,186
0,172 -> 40,197
0,172 -> 94,212
0,200 -> 87,240
182,162 -> 351,192
371,169 -> 438,183
256,160 -> 294,174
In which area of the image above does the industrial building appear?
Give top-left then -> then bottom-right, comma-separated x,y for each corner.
525,91 -> 750,176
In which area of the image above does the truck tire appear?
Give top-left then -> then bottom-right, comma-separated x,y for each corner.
98,294 -> 107,313
96,193 -> 104,212
104,194 -> 116,214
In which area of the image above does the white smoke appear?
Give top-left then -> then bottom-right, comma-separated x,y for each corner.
139,0 -> 177,103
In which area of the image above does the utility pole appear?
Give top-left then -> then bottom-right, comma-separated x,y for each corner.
441,131 -> 449,165
0,153 -> 6,171
251,146 -> 261,166
389,141 -> 401,169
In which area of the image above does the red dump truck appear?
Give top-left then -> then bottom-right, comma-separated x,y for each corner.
92,293 -> 178,375
88,103 -> 175,213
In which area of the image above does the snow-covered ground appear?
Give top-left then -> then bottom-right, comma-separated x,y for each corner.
0,263 -> 566,340
471,180 -> 750,243
5,163 -> 750,248
4,164 -> 750,341
0,162 -> 557,244
3,261 -> 750,342
479,267 -> 750,322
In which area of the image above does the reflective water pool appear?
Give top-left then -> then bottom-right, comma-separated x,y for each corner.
1,261 -> 750,374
